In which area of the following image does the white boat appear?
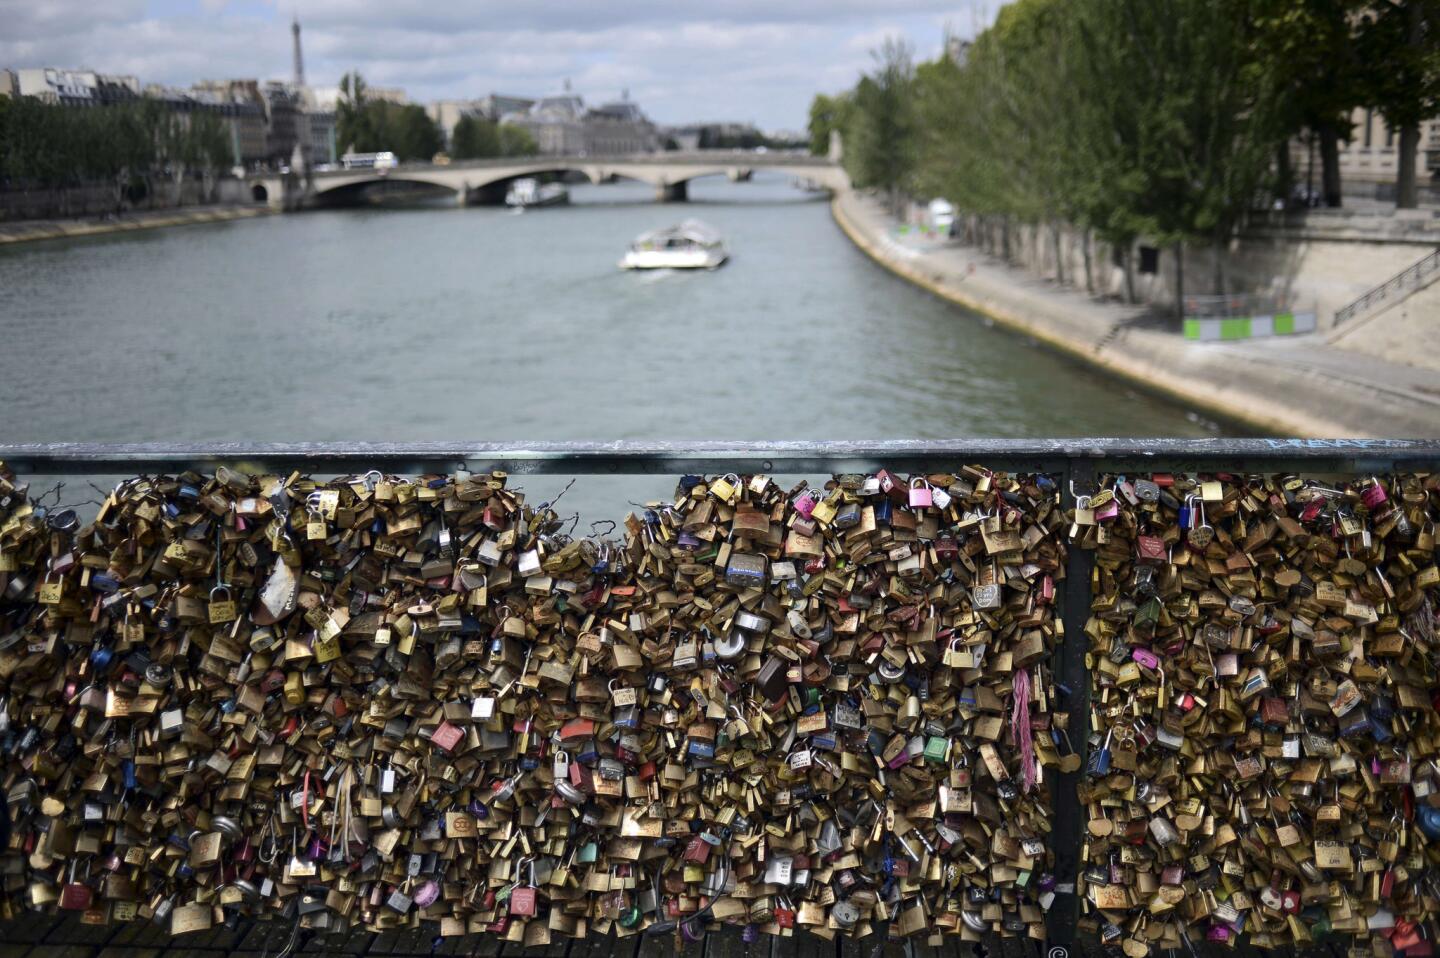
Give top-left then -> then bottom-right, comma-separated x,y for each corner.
505,178 -> 569,208
620,219 -> 728,270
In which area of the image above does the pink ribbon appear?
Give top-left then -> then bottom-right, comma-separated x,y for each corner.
1011,668 -> 1036,793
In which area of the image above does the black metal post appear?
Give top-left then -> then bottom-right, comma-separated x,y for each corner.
1046,458 -> 1094,958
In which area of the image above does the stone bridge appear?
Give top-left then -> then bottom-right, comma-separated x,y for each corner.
245,151 -> 849,209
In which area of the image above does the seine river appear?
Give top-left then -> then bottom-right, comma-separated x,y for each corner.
0,173 -> 1231,516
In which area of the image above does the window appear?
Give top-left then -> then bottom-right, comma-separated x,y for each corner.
1365,109 -> 1373,149
1139,246 -> 1160,275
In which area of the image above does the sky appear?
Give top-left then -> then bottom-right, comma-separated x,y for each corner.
0,0 -> 995,131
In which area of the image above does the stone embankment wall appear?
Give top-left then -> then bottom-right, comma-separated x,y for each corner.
951,208 -> 1440,329
0,178 -> 252,222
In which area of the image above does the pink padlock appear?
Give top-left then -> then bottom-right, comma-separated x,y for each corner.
1362,480 -> 1389,510
793,490 -> 818,519
1094,500 -> 1120,522
908,478 -> 933,509
1132,648 -> 1160,670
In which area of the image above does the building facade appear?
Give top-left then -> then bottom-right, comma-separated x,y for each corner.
502,87 -> 658,156
14,68 -> 140,105
1291,107 -> 1440,193
0,70 -> 16,98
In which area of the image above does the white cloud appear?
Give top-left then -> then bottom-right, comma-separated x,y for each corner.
0,0 -> 995,128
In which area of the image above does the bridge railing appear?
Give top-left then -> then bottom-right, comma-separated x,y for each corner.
306,151 -> 838,176
4,438 -> 1439,958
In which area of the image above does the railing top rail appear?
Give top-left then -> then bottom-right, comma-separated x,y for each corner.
1335,245 -> 1440,324
2,439 -> 1438,476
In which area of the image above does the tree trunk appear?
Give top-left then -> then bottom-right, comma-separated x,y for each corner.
1123,246 -> 1136,305
1397,123 -> 1421,210
1275,142 -> 1293,208
1174,244 -> 1186,327
1002,218 -> 1011,263
1082,230 -> 1094,294
1318,122 -> 1343,208
1052,223 -> 1065,285
1213,225 -> 1227,297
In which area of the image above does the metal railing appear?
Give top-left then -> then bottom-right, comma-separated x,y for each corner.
5,439 -> 1440,958
1333,246 -> 1440,326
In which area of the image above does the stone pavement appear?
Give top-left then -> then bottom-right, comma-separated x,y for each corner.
833,191 -> 1440,438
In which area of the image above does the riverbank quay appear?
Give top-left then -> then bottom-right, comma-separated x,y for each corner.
0,204 -> 272,246
832,190 -> 1440,438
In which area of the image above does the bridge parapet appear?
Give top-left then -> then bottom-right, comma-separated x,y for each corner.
246,151 -> 847,209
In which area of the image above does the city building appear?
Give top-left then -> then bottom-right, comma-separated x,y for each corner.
1289,108 -> 1440,198
1332,107 -> 1440,183
367,87 -> 410,105
2,18 -> 334,172
427,100 -> 484,148
14,68 -> 139,105
502,84 -> 657,155
665,122 -> 764,151
190,80 -> 270,167
262,81 -> 303,167
478,94 -> 535,120
945,35 -> 973,67
427,95 -> 538,148
584,95 -> 659,154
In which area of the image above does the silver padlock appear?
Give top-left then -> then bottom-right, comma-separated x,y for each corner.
714,629 -> 746,662
763,855 -> 793,886
786,609 -> 812,639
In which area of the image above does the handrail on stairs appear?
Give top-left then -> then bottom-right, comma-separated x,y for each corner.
1333,245 -> 1440,326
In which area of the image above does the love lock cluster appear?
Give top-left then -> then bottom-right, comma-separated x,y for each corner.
0,463 -> 1064,947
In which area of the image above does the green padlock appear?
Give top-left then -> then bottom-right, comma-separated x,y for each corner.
923,736 -> 949,763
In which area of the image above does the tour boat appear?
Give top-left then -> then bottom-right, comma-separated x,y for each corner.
619,219 -> 728,270
505,178 -> 569,208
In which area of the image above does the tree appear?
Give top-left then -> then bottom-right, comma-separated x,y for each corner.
808,92 -> 853,158
337,72 -> 443,161
1359,0 -> 1440,208
1253,0 -> 1368,208
846,38 -> 917,213
498,123 -> 537,157
337,72 -> 372,155
1061,0 -> 1288,315
452,115 -> 501,159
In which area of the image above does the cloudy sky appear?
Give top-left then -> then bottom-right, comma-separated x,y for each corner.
1,0 -> 994,130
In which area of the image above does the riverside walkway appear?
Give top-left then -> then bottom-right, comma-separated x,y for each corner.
833,191 -> 1440,437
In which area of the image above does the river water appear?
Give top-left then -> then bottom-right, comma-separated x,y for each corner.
0,173 -> 1231,516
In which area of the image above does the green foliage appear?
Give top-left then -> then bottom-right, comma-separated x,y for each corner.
0,95 -> 233,194
451,115 -> 538,159
807,93 -> 849,156
1357,0 -> 1440,130
844,38 -> 917,208
830,1 -> 1293,249
499,124 -> 538,157
337,72 -> 443,162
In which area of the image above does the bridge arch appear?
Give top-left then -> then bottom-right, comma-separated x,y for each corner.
258,153 -> 850,209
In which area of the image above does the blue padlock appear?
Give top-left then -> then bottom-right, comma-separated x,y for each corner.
1086,730 -> 1113,777
1418,806 -> 1440,841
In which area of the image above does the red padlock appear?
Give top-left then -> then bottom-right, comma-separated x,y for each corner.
683,835 -> 711,864
509,859 -> 538,916
775,896 -> 796,929
430,720 -> 463,754
59,861 -> 93,911
509,885 -> 537,917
